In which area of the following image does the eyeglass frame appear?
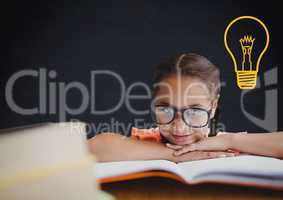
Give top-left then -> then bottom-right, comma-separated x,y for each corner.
152,105 -> 212,128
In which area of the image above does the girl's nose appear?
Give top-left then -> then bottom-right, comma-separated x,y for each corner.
172,112 -> 191,135
173,112 -> 182,124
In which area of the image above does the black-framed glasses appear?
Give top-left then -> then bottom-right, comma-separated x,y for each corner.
152,105 -> 211,128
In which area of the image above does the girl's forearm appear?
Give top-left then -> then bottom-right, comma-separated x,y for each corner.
230,132 -> 283,158
88,133 -> 175,162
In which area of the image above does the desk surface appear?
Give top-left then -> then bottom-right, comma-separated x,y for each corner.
101,177 -> 283,200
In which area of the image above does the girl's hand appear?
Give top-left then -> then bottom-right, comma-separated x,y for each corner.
167,133 -> 235,156
172,150 -> 237,163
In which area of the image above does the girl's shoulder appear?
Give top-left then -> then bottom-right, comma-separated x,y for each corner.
131,127 -> 162,143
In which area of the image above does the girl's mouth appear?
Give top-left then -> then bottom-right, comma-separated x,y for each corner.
172,134 -> 190,143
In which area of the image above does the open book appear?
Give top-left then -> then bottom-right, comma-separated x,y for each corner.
96,155 -> 283,190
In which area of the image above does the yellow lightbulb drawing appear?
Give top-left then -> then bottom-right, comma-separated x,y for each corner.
224,16 -> 270,89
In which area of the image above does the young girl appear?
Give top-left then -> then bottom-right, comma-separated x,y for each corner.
88,53 -> 283,162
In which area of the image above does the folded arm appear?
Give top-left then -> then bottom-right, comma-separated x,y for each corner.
88,133 -> 235,162
88,133 -> 175,162
170,132 -> 283,159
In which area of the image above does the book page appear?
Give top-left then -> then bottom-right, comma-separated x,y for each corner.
177,155 -> 283,182
96,160 -> 182,180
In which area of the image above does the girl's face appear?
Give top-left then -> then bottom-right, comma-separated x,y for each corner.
153,75 -> 218,145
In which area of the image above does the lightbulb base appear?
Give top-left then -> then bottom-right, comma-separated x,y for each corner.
236,71 -> 257,89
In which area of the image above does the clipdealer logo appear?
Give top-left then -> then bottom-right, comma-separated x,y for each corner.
5,66 -> 278,132
5,68 -> 152,121
240,67 -> 278,131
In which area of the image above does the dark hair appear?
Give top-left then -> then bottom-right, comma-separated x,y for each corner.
153,53 -> 221,136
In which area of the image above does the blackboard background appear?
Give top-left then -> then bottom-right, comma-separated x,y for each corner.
1,0 -> 282,138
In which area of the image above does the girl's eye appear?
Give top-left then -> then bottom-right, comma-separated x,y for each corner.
156,107 -> 172,114
162,107 -> 171,113
188,109 -> 202,116
190,110 -> 198,115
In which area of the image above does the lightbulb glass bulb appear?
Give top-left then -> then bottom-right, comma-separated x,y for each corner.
224,16 -> 270,89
